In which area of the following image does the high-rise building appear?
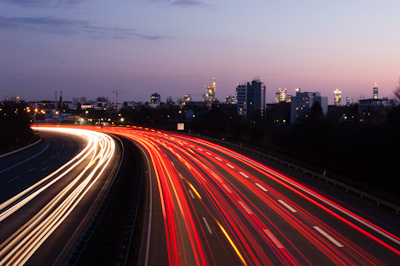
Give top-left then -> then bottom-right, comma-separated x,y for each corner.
224,95 -> 237,104
236,79 -> 266,119
275,88 -> 287,103
334,89 -> 342,106
373,83 -> 379,99
290,89 -> 328,123
236,84 -> 247,118
275,88 -> 292,103
203,77 -> 216,107
150,93 -> 160,104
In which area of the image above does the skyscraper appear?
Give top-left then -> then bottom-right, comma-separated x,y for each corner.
334,89 -> 342,106
290,89 -> 328,123
236,79 -> 266,119
373,83 -> 379,99
276,88 -> 288,103
236,84 -> 247,118
150,93 -> 160,104
203,77 -> 216,107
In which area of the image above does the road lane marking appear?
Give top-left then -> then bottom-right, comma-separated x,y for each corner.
226,163 -> 235,169
313,226 -> 343,248
28,167 -> 36,172
264,229 -> 284,249
41,166 -> 50,171
51,155 -> 56,159
240,157 -> 400,247
239,172 -> 249,178
41,160 -> 48,165
188,190 -> 195,199
278,200 -> 297,213
198,148 -> 203,151
179,173 -> 184,180
222,183 -> 232,193
206,152 -> 212,155
238,201 -> 253,214
202,217 -> 213,234
8,176 -> 20,183
171,161 -> 174,166
0,142 -> 49,174
255,183 -> 268,192
215,157 -> 222,161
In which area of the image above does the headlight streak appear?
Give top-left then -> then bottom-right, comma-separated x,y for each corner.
0,127 -> 116,265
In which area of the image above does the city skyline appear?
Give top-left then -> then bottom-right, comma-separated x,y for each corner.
1,1 -> 400,104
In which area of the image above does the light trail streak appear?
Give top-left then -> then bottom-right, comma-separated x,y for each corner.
83,126 -> 399,265
101,128 -> 210,266
0,127 -> 116,265
172,134 -> 399,264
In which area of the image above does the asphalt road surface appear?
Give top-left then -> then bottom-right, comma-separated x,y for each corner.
101,126 -> 400,266
0,127 -> 122,265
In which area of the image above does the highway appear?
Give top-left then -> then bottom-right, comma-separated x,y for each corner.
100,126 -> 400,266
0,127 -> 121,265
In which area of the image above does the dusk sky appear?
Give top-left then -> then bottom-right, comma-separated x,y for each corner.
1,0 -> 400,104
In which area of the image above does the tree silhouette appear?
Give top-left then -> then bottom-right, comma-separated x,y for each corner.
310,101 -> 323,117
394,77 -> 400,103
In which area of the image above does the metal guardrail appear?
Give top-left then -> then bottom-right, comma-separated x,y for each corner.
198,136 -> 400,215
0,138 -> 42,159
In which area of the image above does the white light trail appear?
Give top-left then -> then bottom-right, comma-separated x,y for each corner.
0,127 -> 116,265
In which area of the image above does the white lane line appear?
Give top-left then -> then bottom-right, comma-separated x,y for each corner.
28,167 -> 36,173
198,148 -> 203,151
238,201 -> 253,214
222,183 -> 232,193
215,157 -> 222,161
202,217 -> 213,234
226,163 -> 235,169
206,152 -> 212,155
171,161 -> 174,166
239,172 -> 249,178
56,151 -> 60,155
188,190 -> 195,199
264,229 -> 284,249
239,156 -> 400,247
313,226 -> 344,248
51,155 -> 56,159
190,145 -> 195,148
41,165 -> 50,171
0,142 -> 49,174
179,173 -> 184,180
255,183 -> 268,192
41,160 -> 48,165
8,176 -> 20,183
278,200 -> 297,213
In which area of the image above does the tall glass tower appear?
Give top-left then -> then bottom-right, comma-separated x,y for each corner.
373,83 -> 379,99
